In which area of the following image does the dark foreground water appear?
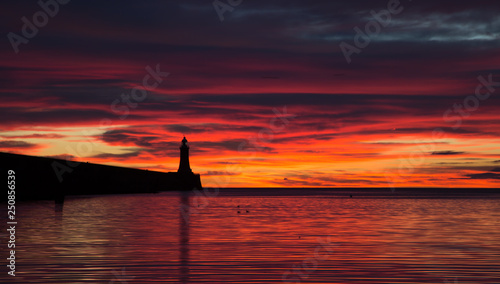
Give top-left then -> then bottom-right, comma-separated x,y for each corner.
2,188 -> 500,283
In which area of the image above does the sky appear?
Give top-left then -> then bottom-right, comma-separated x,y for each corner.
1,0 -> 500,188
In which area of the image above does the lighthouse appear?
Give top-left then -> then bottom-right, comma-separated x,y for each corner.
178,137 -> 193,174
175,137 -> 202,190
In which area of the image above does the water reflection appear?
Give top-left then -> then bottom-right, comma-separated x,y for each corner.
54,199 -> 64,213
179,191 -> 190,284
8,192 -> 500,283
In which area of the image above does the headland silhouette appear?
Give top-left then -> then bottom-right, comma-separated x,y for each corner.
0,137 -> 202,201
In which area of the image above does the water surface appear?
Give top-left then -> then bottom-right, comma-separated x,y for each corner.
2,189 -> 500,283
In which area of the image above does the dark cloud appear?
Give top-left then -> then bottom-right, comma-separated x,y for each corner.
43,154 -> 77,160
432,151 -> 466,156
465,173 -> 500,180
1,133 -> 65,139
203,171 -> 241,176
368,141 -> 448,145
165,124 -> 263,135
92,150 -> 144,160
99,129 -> 180,159
197,140 -> 274,153
0,107 -> 146,127
214,161 -> 240,165
166,124 -> 206,134
0,140 -> 38,149
463,167 -> 500,180
101,129 -> 159,148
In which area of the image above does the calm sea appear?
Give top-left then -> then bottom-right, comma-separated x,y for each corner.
2,188 -> 500,283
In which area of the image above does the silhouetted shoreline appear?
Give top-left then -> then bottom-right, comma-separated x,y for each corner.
1,152 -> 202,201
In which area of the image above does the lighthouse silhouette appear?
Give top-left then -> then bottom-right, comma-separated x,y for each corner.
178,137 -> 193,174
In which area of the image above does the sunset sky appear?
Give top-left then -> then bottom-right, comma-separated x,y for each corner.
1,0 -> 500,187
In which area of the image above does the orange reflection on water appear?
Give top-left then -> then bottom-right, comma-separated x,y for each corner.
10,190 -> 500,283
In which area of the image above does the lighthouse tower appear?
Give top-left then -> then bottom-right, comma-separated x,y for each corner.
178,137 -> 193,174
